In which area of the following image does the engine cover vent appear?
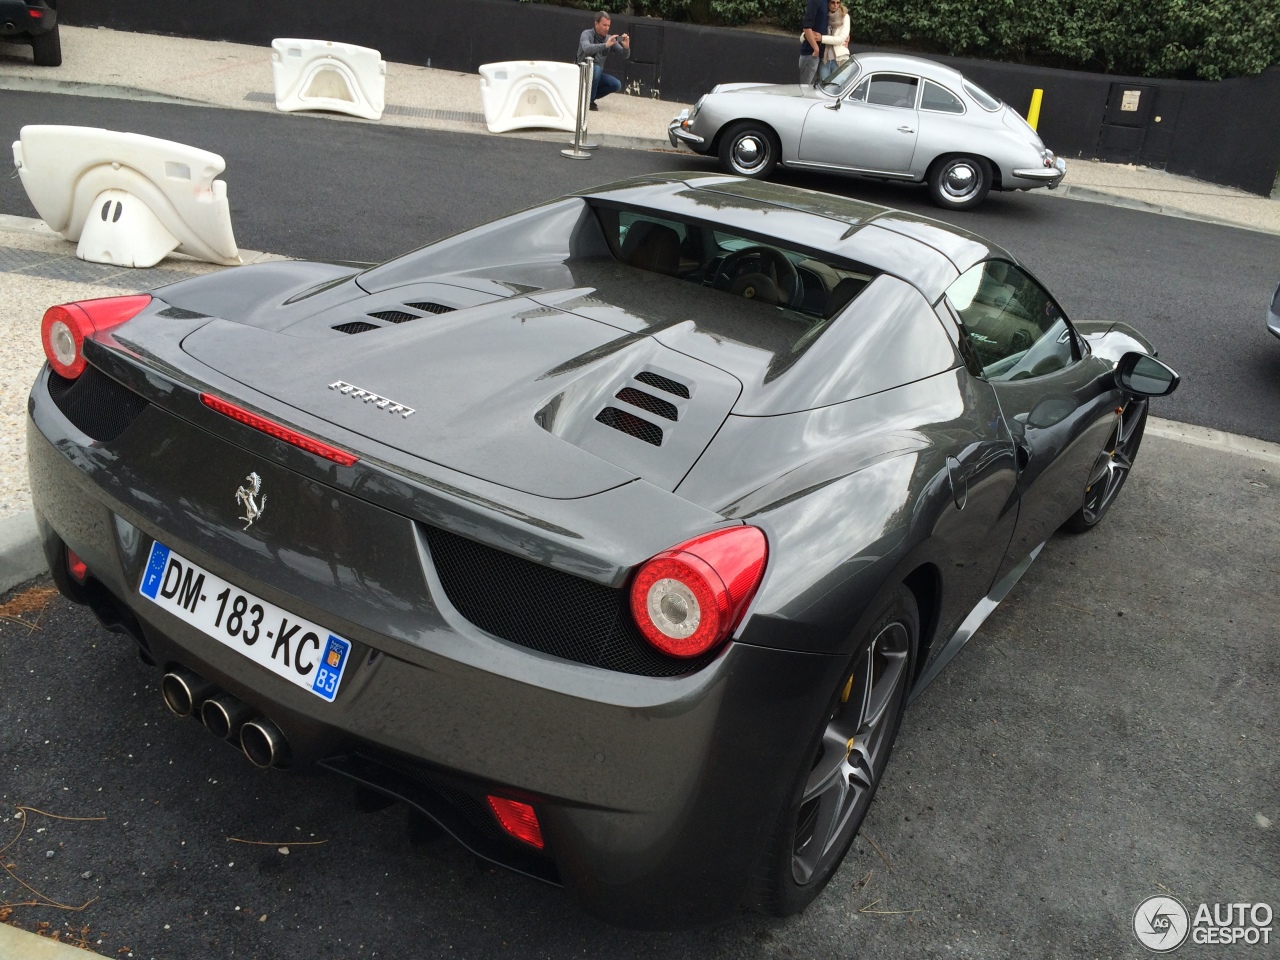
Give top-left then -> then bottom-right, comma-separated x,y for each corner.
635,370 -> 690,399
368,310 -> 418,323
404,301 -> 456,315
616,387 -> 678,421
595,406 -> 663,446
332,321 -> 380,335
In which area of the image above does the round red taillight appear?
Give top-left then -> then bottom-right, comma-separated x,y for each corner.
41,295 -> 152,379
629,526 -> 768,659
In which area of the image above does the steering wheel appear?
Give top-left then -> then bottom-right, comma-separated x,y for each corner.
714,245 -> 801,308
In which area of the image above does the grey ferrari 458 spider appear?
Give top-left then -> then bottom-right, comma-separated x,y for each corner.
28,173 -> 1178,928
670,52 -> 1066,210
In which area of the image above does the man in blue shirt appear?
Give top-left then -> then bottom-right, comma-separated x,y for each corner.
578,11 -> 631,111
798,0 -> 828,85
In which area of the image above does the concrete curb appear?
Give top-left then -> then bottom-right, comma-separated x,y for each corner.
0,921 -> 94,959
0,214 -> 288,265
0,73 -> 215,107
1147,416 -> 1280,465
0,509 -> 45,595
1048,184 -> 1280,239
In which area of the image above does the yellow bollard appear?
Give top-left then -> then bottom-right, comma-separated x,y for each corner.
1027,88 -> 1043,130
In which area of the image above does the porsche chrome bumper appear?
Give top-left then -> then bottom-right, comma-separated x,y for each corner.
1011,156 -> 1067,189
25,364 -> 845,928
668,111 -> 706,149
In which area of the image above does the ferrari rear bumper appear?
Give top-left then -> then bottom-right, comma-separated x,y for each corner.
26,365 -> 846,928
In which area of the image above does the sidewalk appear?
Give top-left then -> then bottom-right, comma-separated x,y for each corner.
2,26 -> 1280,235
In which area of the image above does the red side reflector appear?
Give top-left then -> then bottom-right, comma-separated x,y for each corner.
486,796 -> 544,849
66,549 -> 87,582
199,394 -> 359,466
29,9 -> 43,16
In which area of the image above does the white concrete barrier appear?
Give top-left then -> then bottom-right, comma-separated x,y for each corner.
11,125 -> 240,268
480,61 -> 581,134
272,38 -> 386,121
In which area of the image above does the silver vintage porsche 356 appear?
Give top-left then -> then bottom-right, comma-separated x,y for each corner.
669,52 -> 1066,210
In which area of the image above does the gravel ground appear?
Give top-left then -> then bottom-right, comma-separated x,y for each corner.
0,227 -> 227,521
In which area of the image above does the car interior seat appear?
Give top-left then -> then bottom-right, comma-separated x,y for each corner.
826,276 -> 866,317
621,222 -> 681,277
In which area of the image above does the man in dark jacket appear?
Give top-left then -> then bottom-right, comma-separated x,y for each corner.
578,10 -> 630,110
798,0 -> 828,85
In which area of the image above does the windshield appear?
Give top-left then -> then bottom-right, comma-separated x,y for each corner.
820,58 -> 862,95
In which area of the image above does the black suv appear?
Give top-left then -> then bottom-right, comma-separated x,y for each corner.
1,0 -> 60,66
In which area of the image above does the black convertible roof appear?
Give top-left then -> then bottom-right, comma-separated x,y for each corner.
579,172 -> 1010,302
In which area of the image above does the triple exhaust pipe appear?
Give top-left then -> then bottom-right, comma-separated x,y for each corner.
160,668 -> 288,768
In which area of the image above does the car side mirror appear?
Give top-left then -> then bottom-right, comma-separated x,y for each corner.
1116,352 -> 1180,398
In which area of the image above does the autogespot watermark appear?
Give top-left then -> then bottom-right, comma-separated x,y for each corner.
1133,896 -> 1273,952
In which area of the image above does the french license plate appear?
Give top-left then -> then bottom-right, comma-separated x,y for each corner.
138,541 -> 351,702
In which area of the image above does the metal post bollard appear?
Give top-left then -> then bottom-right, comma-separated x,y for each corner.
561,60 -> 597,160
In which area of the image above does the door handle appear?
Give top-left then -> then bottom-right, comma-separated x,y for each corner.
897,125 -> 914,133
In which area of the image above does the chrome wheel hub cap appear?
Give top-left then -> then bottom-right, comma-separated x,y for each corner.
734,136 -> 763,169
942,162 -> 979,199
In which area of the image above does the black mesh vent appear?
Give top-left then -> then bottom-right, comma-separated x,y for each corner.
423,525 -> 715,677
368,310 -> 418,323
404,301 -> 456,315
595,407 -> 663,446
46,366 -> 149,443
333,321 -> 379,335
616,387 -> 678,421
635,371 -> 690,399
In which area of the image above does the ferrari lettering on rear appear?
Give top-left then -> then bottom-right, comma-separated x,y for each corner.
328,379 -> 415,418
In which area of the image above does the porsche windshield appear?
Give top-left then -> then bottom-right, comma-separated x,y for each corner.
593,206 -> 874,328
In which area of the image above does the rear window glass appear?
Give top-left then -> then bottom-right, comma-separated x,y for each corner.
596,205 -> 875,327
921,81 -> 964,114
963,80 -> 1001,111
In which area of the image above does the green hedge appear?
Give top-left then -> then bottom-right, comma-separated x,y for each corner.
527,0 -> 1280,80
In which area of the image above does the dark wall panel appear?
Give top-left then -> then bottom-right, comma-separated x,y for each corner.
55,0 -> 1280,195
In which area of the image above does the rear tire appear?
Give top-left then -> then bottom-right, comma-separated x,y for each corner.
927,155 -> 991,210
747,584 -> 918,916
31,25 -> 62,67
718,122 -> 781,179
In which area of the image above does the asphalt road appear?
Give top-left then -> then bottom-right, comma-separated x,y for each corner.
1,435 -> 1276,958
1,90 -> 1279,443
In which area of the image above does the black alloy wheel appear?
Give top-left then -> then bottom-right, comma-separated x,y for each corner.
719,122 -> 781,179
927,155 -> 992,210
1065,400 -> 1148,533
749,585 -> 918,916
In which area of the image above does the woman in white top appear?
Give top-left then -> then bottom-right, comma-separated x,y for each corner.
819,0 -> 850,79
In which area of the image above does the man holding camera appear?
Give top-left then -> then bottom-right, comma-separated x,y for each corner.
577,10 -> 630,111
